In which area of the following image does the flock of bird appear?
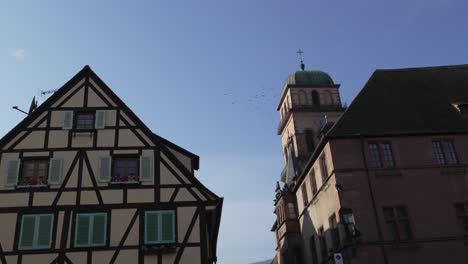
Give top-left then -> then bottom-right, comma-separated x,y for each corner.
224,85 -> 280,110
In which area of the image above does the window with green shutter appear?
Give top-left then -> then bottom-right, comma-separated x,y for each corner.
48,158 -> 63,184
74,213 -> 107,247
98,157 -> 112,183
18,214 -> 54,250
5,159 -> 20,186
63,111 -> 73,129
144,210 -> 176,244
139,156 -> 153,182
95,110 -> 106,129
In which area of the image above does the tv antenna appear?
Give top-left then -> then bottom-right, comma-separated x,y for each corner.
39,88 -> 58,97
12,96 -> 37,115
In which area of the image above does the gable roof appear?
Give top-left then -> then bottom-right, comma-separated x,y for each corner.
328,64 -> 468,138
0,65 -> 200,169
293,64 -> 468,192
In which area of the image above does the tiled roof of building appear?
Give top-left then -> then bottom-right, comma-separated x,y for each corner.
328,64 -> 468,137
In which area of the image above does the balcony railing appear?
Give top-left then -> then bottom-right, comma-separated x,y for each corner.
277,104 -> 346,134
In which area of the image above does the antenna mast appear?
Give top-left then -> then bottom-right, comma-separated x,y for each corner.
40,89 -> 58,97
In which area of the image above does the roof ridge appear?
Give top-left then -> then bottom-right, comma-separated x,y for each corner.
376,64 -> 468,72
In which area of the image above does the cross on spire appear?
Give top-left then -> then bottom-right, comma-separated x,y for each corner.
297,49 -> 305,70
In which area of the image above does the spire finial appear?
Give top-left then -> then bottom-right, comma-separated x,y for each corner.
297,49 -> 305,70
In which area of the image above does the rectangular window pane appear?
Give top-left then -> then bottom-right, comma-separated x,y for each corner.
380,143 -> 395,168
368,144 -> 382,168
301,184 -> 308,207
442,140 -> 458,165
19,160 -> 48,187
399,220 -> 412,240
305,130 -> 315,153
76,112 -> 95,129
387,221 -> 399,241
432,141 -> 446,165
383,206 -> 413,241
112,158 -> 139,183
320,155 -> 328,181
310,170 -> 317,195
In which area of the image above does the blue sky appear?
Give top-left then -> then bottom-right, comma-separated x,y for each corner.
1,0 -> 467,263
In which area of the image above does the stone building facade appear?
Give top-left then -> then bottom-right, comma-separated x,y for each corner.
272,65 -> 468,264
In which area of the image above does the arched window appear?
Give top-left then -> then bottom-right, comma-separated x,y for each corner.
305,129 -> 315,152
325,90 -> 334,105
298,90 -> 307,105
312,90 -> 320,106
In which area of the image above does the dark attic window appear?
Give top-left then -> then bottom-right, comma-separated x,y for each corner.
457,104 -> 468,117
75,111 -> 95,129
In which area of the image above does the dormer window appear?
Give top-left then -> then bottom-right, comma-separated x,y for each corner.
75,111 -> 95,130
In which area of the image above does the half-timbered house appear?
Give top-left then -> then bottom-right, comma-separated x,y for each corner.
0,66 -> 223,264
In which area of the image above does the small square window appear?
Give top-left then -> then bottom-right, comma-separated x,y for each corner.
112,157 -> 139,183
18,160 -> 49,187
75,112 -> 95,130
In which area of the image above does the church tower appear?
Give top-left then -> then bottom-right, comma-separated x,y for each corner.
277,64 -> 344,185
273,60 -> 345,264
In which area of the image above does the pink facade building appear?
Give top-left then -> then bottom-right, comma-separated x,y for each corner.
272,65 -> 468,264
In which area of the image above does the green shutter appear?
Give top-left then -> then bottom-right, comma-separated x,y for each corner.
98,157 -> 112,182
19,216 -> 36,249
161,211 -> 175,242
18,214 -> 54,250
91,213 -> 107,246
6,159 -> 20,186
95,110 -> 106,129
75,215 -> 90,247
63,111 -> 73,129
145,212 -> 159,244
75,213 -> 108,247
36,215 -> 53,248
139,156 -> 152,182
145,210 -> 176,244
48,158 -> 63,184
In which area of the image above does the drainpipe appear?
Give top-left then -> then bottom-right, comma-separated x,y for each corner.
359,135 -> 389,264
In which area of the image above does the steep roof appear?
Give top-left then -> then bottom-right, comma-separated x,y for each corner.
293,64 -> 468,192
328,64 -> 468,137
0,65 -> 200,169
